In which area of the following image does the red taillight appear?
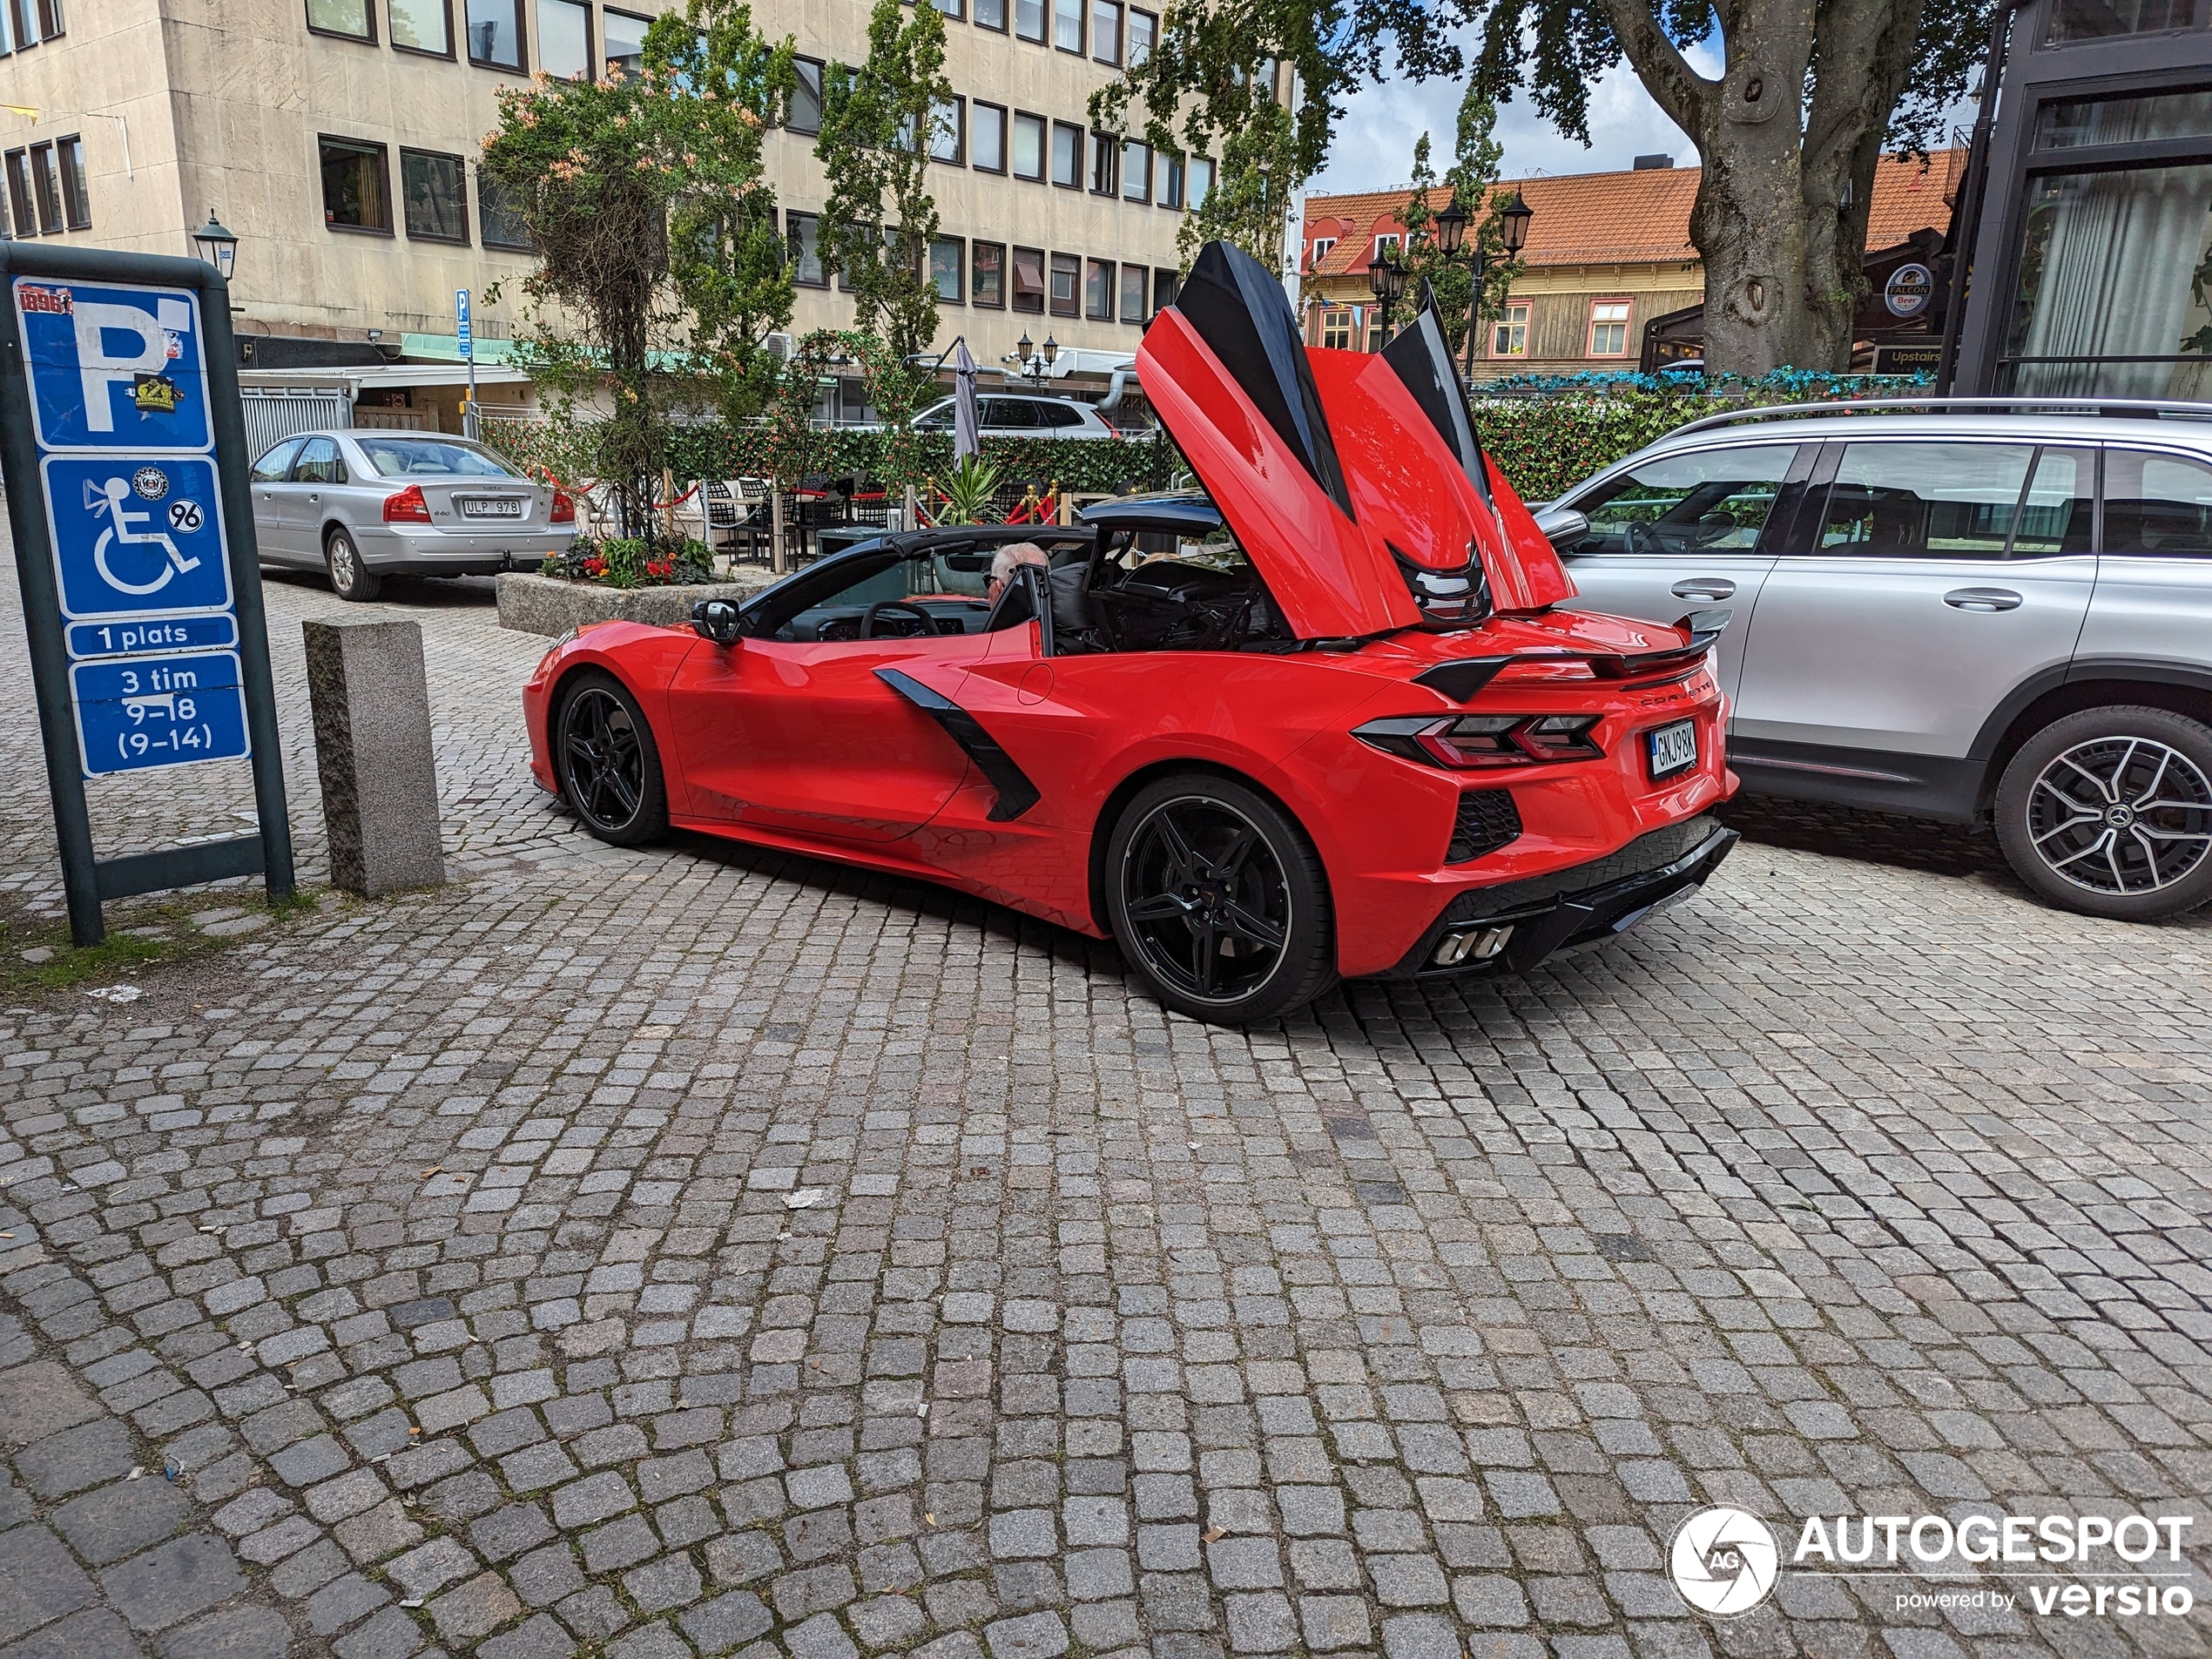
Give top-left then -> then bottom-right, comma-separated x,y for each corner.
1354,713 -> 1604,769
550,489 -> 576,524
382,483 -> 431,524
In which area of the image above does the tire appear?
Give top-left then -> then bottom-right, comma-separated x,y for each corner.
1103,773 -> 1337,1023
1993,705 -> 2212,921
325,529 -> 381,602
554,671 -> 670,846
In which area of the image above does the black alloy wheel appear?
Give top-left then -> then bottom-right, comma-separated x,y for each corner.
1105,774 -> 1337,1023
556,671 -> 669,846
1995,705 -> 2212,921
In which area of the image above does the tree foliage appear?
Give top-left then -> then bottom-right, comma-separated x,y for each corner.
1387,88 -> 1520,356
479,0 -> 794,539
1101,0 -> 1991,372
816,0 -> 954,358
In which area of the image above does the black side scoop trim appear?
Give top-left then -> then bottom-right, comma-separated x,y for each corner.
875,667 -> 1042,823
1413,658 -> 1510,702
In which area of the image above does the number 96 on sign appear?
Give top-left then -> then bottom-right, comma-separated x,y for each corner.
69,651 -> 249,777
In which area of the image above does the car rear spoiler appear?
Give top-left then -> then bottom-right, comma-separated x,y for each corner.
1412,609 -> 1733,702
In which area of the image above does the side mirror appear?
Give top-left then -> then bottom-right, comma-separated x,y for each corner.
692,598 -> 742,645
1533,507 -> 1589,552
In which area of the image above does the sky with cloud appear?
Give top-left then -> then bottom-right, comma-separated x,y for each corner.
1308,37 -> 1722,195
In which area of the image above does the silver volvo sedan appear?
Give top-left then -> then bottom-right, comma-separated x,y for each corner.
247,429 -> 577,601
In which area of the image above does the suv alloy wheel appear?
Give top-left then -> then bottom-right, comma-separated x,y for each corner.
1995,705 -> 2212,921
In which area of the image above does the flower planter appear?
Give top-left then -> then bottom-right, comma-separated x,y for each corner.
495,570 -> 782,637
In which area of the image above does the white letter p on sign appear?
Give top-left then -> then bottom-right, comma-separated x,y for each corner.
72,301 -> 174,433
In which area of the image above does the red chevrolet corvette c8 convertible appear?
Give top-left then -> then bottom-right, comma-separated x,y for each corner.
523,240 -> 1740,1022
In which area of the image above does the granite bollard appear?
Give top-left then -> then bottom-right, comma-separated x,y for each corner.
302,617 -> 446,895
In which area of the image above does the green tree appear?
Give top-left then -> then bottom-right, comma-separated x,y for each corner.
480,0 -> 794,539
1098,0 -> 1987,374
1391,88 -> 1519,358
816,0 -> 953,359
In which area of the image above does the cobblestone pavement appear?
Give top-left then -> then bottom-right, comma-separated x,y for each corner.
3,530 -> 2209,1659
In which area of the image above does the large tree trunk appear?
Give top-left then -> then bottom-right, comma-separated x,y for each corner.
1690,111 -> 1814,374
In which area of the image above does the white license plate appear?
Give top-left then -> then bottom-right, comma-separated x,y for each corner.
460,496 -> 526,519
1647,718 -> 1698,779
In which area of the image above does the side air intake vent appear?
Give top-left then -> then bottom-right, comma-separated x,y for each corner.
1447,789 -> 1522,863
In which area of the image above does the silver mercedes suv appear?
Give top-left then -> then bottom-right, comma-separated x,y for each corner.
1535,399 -> 2212,922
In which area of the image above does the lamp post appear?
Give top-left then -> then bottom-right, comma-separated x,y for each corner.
1006,331 -> 1059,383
192,210 -> 239,280
1425,190 -> 1533,380
1367,248 -> 1407,346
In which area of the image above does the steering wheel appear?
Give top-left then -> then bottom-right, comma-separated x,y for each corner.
861,600 -> 938,639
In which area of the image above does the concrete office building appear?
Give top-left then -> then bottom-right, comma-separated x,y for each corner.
0,0 -> 1217,426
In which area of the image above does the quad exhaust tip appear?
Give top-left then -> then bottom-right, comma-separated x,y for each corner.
1432,923 -> 1514,968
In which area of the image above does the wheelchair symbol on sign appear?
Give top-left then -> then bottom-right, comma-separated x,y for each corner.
82,475 -> 203,597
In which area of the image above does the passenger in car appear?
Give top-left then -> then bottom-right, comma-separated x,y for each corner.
985,542 -> 1050,604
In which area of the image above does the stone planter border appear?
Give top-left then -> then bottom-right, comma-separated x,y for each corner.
495,570 -> 781,637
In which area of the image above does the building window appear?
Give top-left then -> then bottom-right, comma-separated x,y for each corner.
1372,233 -> 1399,261
1012,245 -> 1046,313
389,0 -> 451,54
401,149 -> 469,242
1189,155 -> 1214,206
973,239 -> 1006,307
307,0 -> 374,38
930,235 -> 965,301
1089,132 -> 1117,195
934,0 -> 964,18
1588,299 -> 1630,355
1053,0 -> 1081,51
536,0 -> 590,77
972,101 -> 1007,172
35,0 -> 56,33
1085,257 -> 1113,319
3,150 -> 31,235
1491,301 -> 1529,356
1119,262 -> 1146,322
1126,5 -> 1154,61
1015,0 -> 1043,41
2046,0 -> 2211,43
464,0 -> 522,67
1012,112 -> 1046,180
787,212 -> 825,285
974,0 -> 1005,27
478,166 -> 532,249
56,134 -> 89,229
0,2 -> 12,51
929,96 -> 964,164
1050,251 -> 1081,316
1091,0 -> 1120,61
1051,121 -> 1082,188
789,58 -> 824,133
320,135 -> 393,233
29,143 -> 61,234
1306,235 -> 1334,266
1122,139 -> 1150,202
1321,308 -> 1353,350
1153,267 -> 1180,313
603,6 -> 647,76
1155,148 -> 1184,208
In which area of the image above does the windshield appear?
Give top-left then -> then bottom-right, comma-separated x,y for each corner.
354,436 -> 523,479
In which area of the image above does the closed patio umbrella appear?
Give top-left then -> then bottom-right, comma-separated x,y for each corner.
952,337 -> 981,462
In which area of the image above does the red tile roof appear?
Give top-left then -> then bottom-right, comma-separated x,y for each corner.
1301,151 -> 1963,279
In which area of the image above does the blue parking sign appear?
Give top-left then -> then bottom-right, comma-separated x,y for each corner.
15,278 -> 212,453
41,455 -> 233,622
69,649 -> 249,777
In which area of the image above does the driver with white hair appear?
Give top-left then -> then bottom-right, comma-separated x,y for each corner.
986,541 -> 1050,604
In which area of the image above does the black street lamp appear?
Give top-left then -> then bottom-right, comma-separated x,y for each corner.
1424,189 -> 1534,379
1006,331 -> 1060,382
1367,248 -> 1408,343
192,209 -> 239,281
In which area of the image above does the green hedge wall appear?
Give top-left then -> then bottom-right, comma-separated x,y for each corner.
483,377 -> 1918,509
